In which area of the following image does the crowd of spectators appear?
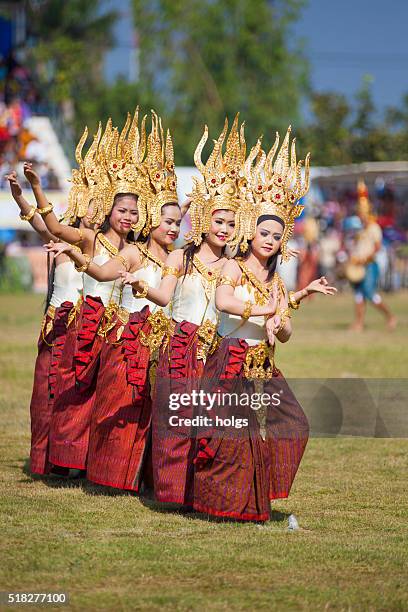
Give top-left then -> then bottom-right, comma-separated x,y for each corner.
0,51 -> 60,191
289,182 -> 408,292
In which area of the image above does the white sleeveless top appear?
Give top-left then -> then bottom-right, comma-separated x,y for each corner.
218,283 -> 266,345
50,261 -> 83,307
131,259 -> 168,314
83,251 -> 122,307
171,267 -> 218,326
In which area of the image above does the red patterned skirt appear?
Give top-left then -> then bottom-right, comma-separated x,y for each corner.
152,320 -> 205,506
86,306 -> 153,491
193,337 -> 309,522
29,301 -> 74,475
48,296 -> 105,470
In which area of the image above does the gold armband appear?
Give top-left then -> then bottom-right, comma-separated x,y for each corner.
114,254 -> 130,271
19,206 -> 37,222
73,227 -> 84,246
276,307 -> 291,333
132,279 -> 149,299
37,202 -> 54,216
288,291 -> 300,310
75,253 -> 91,273
216,275 -> 236,288
242,300 -> 252,319
162,265 -> 180,278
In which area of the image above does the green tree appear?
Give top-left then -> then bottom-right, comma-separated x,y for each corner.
300,92 -> 352,166
132,0 -> 309,164
27,0 -> 117,138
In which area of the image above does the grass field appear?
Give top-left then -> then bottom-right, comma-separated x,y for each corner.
0,292 -> 407,611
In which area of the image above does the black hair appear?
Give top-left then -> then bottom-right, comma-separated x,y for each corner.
236,214 -> 285,281
44,217 -> 81,313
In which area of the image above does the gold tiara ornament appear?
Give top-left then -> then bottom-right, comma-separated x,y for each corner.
237,126 -> 311,260
185,114 -> 249,247
142,110 -> 178,236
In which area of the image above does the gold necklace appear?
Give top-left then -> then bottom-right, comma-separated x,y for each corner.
136,242 -> 167,269
192,255 -> 221,301
236,260 -> 284,306
97,232 -> 119,257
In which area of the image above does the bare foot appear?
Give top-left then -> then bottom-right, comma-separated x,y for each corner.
387,316 -> 397,331
349,322 -> 364,332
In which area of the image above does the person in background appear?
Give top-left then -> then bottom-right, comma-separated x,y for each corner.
349,181 -> 397,331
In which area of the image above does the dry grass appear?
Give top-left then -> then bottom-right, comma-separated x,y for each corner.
0,292 -> 407,611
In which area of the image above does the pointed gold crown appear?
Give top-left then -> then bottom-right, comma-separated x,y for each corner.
141,110 -> 178,236
62,122 -> 107,224
185,114 -> 249,247
87,108 -> 149,229
237,126 -> 311,260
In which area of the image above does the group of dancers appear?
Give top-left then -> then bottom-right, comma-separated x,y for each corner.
7,109 -> 336,522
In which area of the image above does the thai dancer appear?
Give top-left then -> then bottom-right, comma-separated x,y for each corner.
193,128 -> 336,521
5,170 -> 83,475
46,111 -> 183,491
31,110 -> 147,472
122,116 -> 278,506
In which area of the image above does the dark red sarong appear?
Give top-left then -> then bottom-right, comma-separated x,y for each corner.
193,338 -> 309,522
152,320 -> 204,506
86,306 -> 152,491
29,302 -> 73,475
48,296 -> 104,470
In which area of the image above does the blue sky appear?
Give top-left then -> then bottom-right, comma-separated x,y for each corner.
104,0 -> 408,114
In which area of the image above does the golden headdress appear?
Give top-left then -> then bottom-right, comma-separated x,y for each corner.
185,114 -> 249,247
237,126 -> 311,260
141,110 -> 178,236
87,108 -> 149,229
61,124 -> 101,224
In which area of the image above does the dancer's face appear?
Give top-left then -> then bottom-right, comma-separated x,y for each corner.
151,204 -> 181,246
252,218 -> 284,258
206,209 -> 235,248
109,194 -> 139,235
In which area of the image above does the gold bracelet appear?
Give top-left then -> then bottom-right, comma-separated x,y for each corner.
132,279 -> 149,299
19,206 -> 37,222
37,202 -> 54,216
216,274 -> 236,288
288,291 -> 300,310
242,300 -> 252,319
75,253 -> 91,273
162,265 -> 180,278
276,307 -> 291,333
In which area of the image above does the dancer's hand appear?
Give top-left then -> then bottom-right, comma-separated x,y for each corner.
119,271 -> 136,286
23,162 -> 40,186
306,276 -> 337,295
265,284 -> 279,315
281,247 -> 300,263
43,240 -> 72,255
180,193 -> 193,217
5,171 -> 22,198
266,315 -> 280,345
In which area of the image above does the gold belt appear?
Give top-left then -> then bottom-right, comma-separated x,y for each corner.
98,302 -> 130,343
243,340 -> 275,380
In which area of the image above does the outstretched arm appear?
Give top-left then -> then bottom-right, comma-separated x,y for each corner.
44,241 -> 141,280
6,171 -> 55,242
24,162 -> 91,247
120,249 -> 182,306
215,260 -> 278,318
289,276 -> 337,306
